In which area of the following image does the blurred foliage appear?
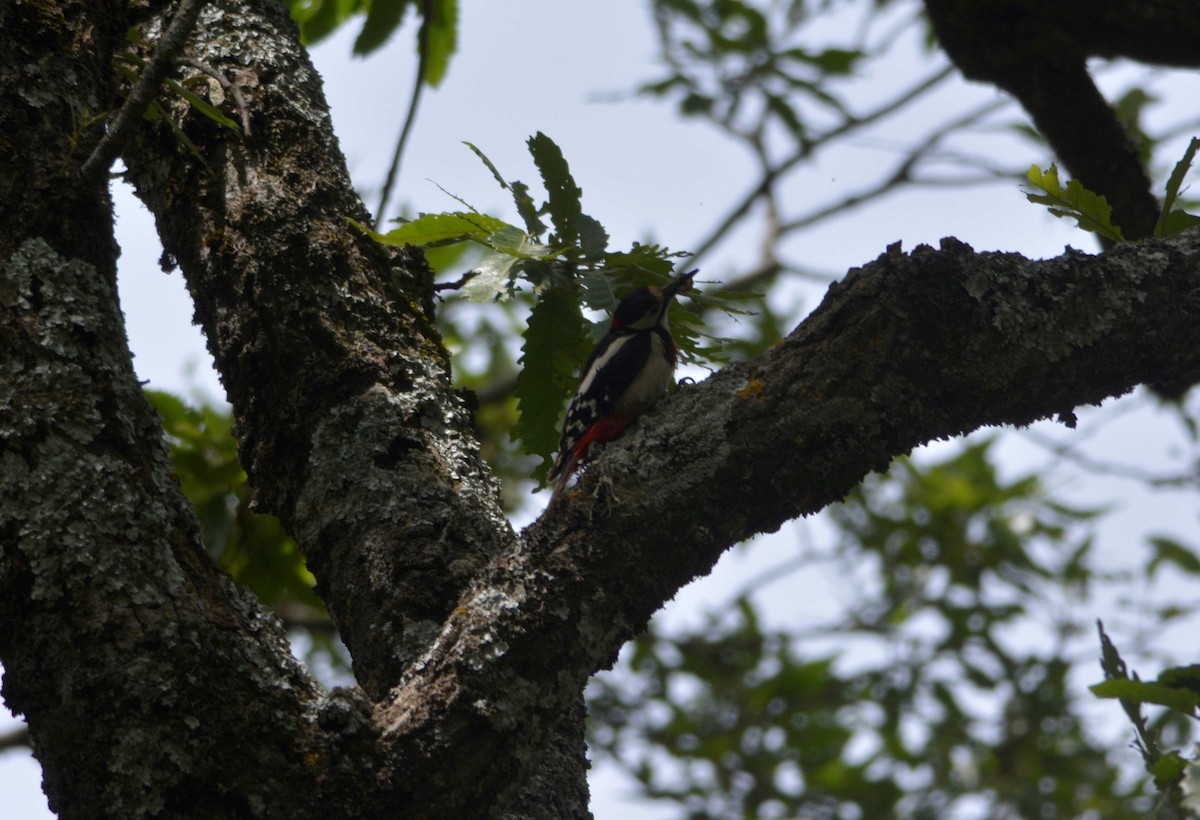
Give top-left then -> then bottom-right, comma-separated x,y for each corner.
287,0 -> 457,85
641,0 -> 867,138
588,440 -> 1164,818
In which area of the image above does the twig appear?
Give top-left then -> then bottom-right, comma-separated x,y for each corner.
1096,620 -> 1163,766
0,725 -> 29,752
182,56 -> 252,137
685,66 -> 955,271
776,100 -> 1010,235
433,270 -> 479,292
1022,428 -> 1200,488
81,0 -> 207,182
375,0 -> 432,226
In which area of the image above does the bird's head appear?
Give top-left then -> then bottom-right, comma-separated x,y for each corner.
610,269 -> 697,333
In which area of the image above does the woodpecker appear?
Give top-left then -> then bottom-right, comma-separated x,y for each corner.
548,269 -> 697,502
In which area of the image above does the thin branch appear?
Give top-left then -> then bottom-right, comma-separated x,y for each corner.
81,0 -> 207,182
375,0 -> 432,226
775,99 -> 1011,235
1021,428 -> 1200,488
685,66 -> 955,270
433,270 -> 479,292
182,56 -> 252,137
0,725 -> 29,752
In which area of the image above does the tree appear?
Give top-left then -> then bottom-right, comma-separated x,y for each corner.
3,0 -> 1200,818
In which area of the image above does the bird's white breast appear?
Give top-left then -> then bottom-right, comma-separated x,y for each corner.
614,332 -> 673,415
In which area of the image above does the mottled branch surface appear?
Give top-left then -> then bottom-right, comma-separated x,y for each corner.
923,0 -> 1200,241
4,0 -> 1200,818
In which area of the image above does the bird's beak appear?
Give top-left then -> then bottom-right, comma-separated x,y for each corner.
662,269 -> 698,300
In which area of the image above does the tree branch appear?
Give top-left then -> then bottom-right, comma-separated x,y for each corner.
0,724 -> 29,752
115,0 -> 586,813
374,0 -> 430,225
2,6 -> 355,817
923,0 -> 1165,240
685,65 -> 955,270
374,229 -> 1200,809
120,0 -> 514,698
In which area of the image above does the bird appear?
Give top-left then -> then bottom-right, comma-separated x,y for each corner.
548,269 -> 698,503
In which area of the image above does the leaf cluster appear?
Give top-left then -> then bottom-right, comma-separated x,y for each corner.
589,439 -> 1150,818
642,0 -> 866,140
113,31 -> 242,174
359,133 -> 753,482
1025,137 -> 1200,242
1092,614 -> 1200,815
287,0 -> 457,86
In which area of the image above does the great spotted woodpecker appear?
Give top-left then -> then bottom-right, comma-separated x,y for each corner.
548,269 -> 698,502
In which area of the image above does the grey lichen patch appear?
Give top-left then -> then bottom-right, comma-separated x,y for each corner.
297,379 -> 509,543
2,239 -> 191,604
18,440 -> 183,605
2,232 -> 330,814
7,237 -> 114,355
192,1 -> 342,147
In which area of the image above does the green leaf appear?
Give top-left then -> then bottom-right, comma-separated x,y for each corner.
421,240 -> 472,274
1151,751 -> 1188,789
680,92 -> 714,116
784,46 -> 863,75
353,0 -> 411,56
528,131 -> 582,248
359,211 -> 511,247
516,288 -> 590,482
482,226 -> 552,260
462,250 -> 517,303
116,52 -> 238,136
289,0 -> 364,45
1157,208 -> 1200,237
1157,664 -> 1200,694
1024,164 -> 1124,241
765,93 -> 804,138
577,214 -> 609,262
1089,678 -> 1200,714
463,140 -> 509,189
1155,136 -> 1200,237
422,0 -> 458,88
463,141 -> 545,236
165,78 -> 240,131
509,181 -> 546,238
577,269 -> 621,313
1146,535 -> 1200,577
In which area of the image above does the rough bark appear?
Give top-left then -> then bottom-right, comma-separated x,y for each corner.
118,0 -> 515,700
4,0 -> 1200,818
0,3 -> 370,818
